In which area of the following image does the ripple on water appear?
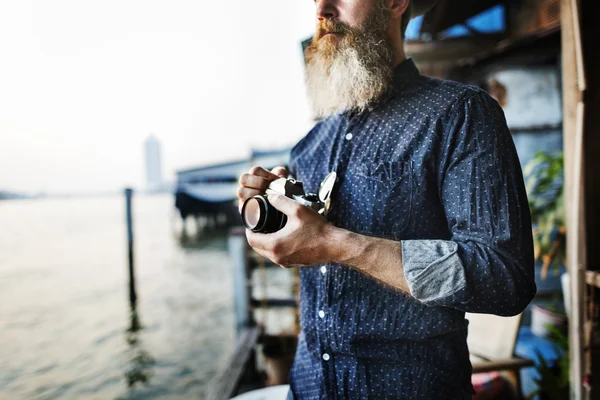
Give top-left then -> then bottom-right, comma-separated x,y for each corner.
0,195 -> 237,399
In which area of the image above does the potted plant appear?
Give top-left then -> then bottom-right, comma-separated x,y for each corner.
523,151 -> 568,337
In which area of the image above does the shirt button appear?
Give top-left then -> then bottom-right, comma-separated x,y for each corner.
320,266 -> 327,275
322,353 -> 330,361
318,310 -> 325,318
345,133 -> 353,141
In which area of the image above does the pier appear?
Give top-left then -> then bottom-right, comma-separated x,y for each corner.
206,227 -> 299,399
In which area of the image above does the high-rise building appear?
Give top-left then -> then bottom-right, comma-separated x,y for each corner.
144,134 -> 163,192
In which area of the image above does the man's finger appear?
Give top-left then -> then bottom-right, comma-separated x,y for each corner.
270,166 -> 288,178
239,173 -> 273,190
249,165 -> 279,179
237,186 -> 262,201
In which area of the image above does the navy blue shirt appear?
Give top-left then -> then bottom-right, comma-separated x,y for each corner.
287,58 -> 536,399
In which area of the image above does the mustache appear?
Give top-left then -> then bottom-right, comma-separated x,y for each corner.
315,20 -> 351,39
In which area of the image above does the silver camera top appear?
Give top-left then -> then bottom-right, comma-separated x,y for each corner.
264,172 -> 337,217
265,178 -> 305,198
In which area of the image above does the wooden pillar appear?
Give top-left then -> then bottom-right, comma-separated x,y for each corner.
228,227 -> 254,337
580,1 -> 600,397
125,188 -> 138,308
561,0 -> 600,398
561,0 -> 585,395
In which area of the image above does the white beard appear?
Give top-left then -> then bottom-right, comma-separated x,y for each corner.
305,30 -> 393,119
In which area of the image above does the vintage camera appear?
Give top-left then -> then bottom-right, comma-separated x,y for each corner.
241,172 -> 336,234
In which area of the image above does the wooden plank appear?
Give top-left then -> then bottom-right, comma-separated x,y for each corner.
561,0 -> 587,398
229,230 -> 254,336
205,326 -> 261,400
406,35 -> 501,63
572,100 -> 587,400
569,0 -> 586,92
250,298 -> 297,309
586,271 -> 600,289
585,271 -> 600,289
471,357 -> 535,374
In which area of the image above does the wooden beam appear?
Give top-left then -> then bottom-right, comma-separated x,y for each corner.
420,0 -> 502,36
250,298 -> 298,309
561,0 -> 589,398
405,35 -> 501,63
572,98 -> 587,400
471,357 -> 534,374
205,326 -> 261,400
570,0 -> 586,92
586,271 -> 600,289
229,229 -> 255,336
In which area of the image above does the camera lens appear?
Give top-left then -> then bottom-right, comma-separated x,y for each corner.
242,197 -> 263,230
241,195 -> 287,233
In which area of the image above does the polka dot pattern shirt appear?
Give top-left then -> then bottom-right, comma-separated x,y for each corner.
286,58 -> 536,399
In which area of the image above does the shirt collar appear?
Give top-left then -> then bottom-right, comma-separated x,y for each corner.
341,57 -> 420,119
391,57 -> 421,92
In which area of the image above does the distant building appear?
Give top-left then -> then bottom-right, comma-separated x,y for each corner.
144,134 -> 164,192
0,190 -> 29,200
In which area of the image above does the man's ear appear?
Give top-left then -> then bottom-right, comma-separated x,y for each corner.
387,0 -> 410,20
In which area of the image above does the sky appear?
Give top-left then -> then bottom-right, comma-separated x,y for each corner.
0,1 -> 317,194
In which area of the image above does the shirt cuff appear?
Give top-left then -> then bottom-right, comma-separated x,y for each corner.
401,240 -> 470,306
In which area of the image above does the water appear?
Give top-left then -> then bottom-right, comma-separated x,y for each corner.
0,194 -> 236,399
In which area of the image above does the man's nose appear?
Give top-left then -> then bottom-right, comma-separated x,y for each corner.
316,0 -> 338,21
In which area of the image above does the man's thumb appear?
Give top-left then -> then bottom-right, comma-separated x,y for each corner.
268,193 -> 296,215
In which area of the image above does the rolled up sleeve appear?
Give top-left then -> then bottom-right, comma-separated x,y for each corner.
402,91 -> 536,316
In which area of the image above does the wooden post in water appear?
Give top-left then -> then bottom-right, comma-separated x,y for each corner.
125,188 -> 137,307
228,227 -> 253,337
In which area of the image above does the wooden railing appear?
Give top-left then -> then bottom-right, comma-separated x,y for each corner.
205,326 -> 261,400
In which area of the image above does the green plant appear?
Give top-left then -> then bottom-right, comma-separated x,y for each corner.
523,151 -> 566,279
526,325 -> 570,400
542,294 -> 567,319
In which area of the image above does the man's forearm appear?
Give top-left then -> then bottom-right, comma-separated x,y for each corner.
327,226 -> 411,294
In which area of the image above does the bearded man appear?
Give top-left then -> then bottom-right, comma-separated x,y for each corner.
237,0 -> 536,398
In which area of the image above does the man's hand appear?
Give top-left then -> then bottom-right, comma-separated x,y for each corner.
237,165 -> 288,213
239,166 -> 410,293
245,193 -> 333,268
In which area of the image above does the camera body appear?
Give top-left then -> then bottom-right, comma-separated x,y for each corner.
241,177 -> 324,234
241,172 -> 336,234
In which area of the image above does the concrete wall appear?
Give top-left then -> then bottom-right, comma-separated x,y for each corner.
483,66 -> 563,169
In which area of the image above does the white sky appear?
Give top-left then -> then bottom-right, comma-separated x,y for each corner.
0,1 -> 317,194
